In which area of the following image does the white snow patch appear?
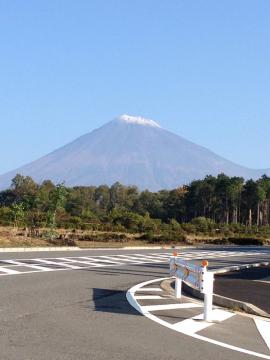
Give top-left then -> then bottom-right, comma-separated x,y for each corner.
117,114 -> 161,128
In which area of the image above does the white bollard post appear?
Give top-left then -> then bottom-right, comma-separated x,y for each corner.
204,291 -> 213,321
175,277 -> 182,299
203,271 -> 214,321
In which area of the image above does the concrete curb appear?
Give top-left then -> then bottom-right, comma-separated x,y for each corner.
121,245 -> 195,250
0,247 -> 81,253
213,261 -> 270,274
0,244 -> 269,253
0,245 -> 196,253
161,277 -> 270,319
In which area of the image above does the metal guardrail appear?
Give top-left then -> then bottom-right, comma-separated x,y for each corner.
170,253 -> 214,321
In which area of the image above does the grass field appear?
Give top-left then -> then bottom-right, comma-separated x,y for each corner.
0,226 -> 269,248
0,226 -> 171,248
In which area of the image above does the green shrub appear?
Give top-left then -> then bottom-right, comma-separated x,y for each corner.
191,217 -> 216,233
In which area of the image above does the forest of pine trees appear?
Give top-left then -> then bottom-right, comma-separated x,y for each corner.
1,173 -> 270,244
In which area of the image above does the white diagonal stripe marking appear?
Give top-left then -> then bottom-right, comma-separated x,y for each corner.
136,288 -> 162,292
142,302 -> 202,312
4,260 -> 54,272
35,258 -> 87,269
135,295 -> 163,300
79,256 -> 122,265
255,318 -> 270,351
172,309 -> 235,334
0,267 -> 20,275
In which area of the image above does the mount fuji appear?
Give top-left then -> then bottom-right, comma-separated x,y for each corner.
0,115 -> 269,191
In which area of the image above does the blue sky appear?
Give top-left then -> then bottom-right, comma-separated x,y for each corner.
0,0 -> 270,174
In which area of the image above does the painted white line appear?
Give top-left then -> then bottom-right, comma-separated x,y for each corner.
172,316 -> 213,334
57,257 -> 111,267
150,254 -> 170,258
194,333 -> 270,360
79,256 -> 123,265
0,253 -> 164,277
127,277 -> 169,313
0,267 -> 20,275
95,255 -> 131,263
180,255 -> 198,259
130,254 -> 168,262
142,303 -> 202,312
53,257 -> 86,262
56,257 -> 84,263
4,260 -> 54,272
135,295 -> 163,300
207,308 -> 235,322
42,258 -> 84,269
112,255 -> 146,263
127,277 -> 270,360
255,319 -> 270,351
96,256 -> 126,264
172,309 -> 235,334
34,258 -> 92,269
150,252 -> 172,256
0,264 -> 21,268
136,288 -> 163,292
0,252 -> 171,277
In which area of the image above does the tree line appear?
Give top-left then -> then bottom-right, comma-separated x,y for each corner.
1,173 -> 270,235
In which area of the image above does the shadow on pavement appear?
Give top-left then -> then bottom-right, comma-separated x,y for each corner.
90,264 -> 170,316
92,288 -> 140,316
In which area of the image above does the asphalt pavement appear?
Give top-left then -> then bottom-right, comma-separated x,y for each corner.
0,246 -> 269,360
128,277 -> 270,359
215,266 -> 270,313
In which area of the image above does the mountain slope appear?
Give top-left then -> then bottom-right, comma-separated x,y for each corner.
0,115 -> 269,191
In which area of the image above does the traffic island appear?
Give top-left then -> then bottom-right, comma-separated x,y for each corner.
162,264 -> 270,318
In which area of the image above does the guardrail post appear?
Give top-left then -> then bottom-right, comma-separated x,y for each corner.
204,291 -> 213,321
175,277 -> 182,299
203,269 -> 214,322
170,256 -> 214,320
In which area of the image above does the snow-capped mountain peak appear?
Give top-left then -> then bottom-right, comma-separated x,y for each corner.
117,114 -> 161,128
0,115 -> 269,191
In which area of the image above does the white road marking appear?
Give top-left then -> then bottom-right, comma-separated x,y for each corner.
0,267 -> 20,274
172,316 -> 213,334
127,277 -> 270,360
194,333 -> 270,360
141,303 -> 202,312
150,254 -> 170,258
56,257 -> 90,267
96,255 -> 126,264
255,319 -> 270,351
0,249 -> 269,277
112,255 -> 146,263
206,308 -> 235,322
172,309 -> 235,334
55,257 -> 86,263
4,260 -> 54,272
35,258 -> 87,269
135,295 -> 163,300
136,288 -> 162,292
79,256 -> 122,265
131,254 -> 168,262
